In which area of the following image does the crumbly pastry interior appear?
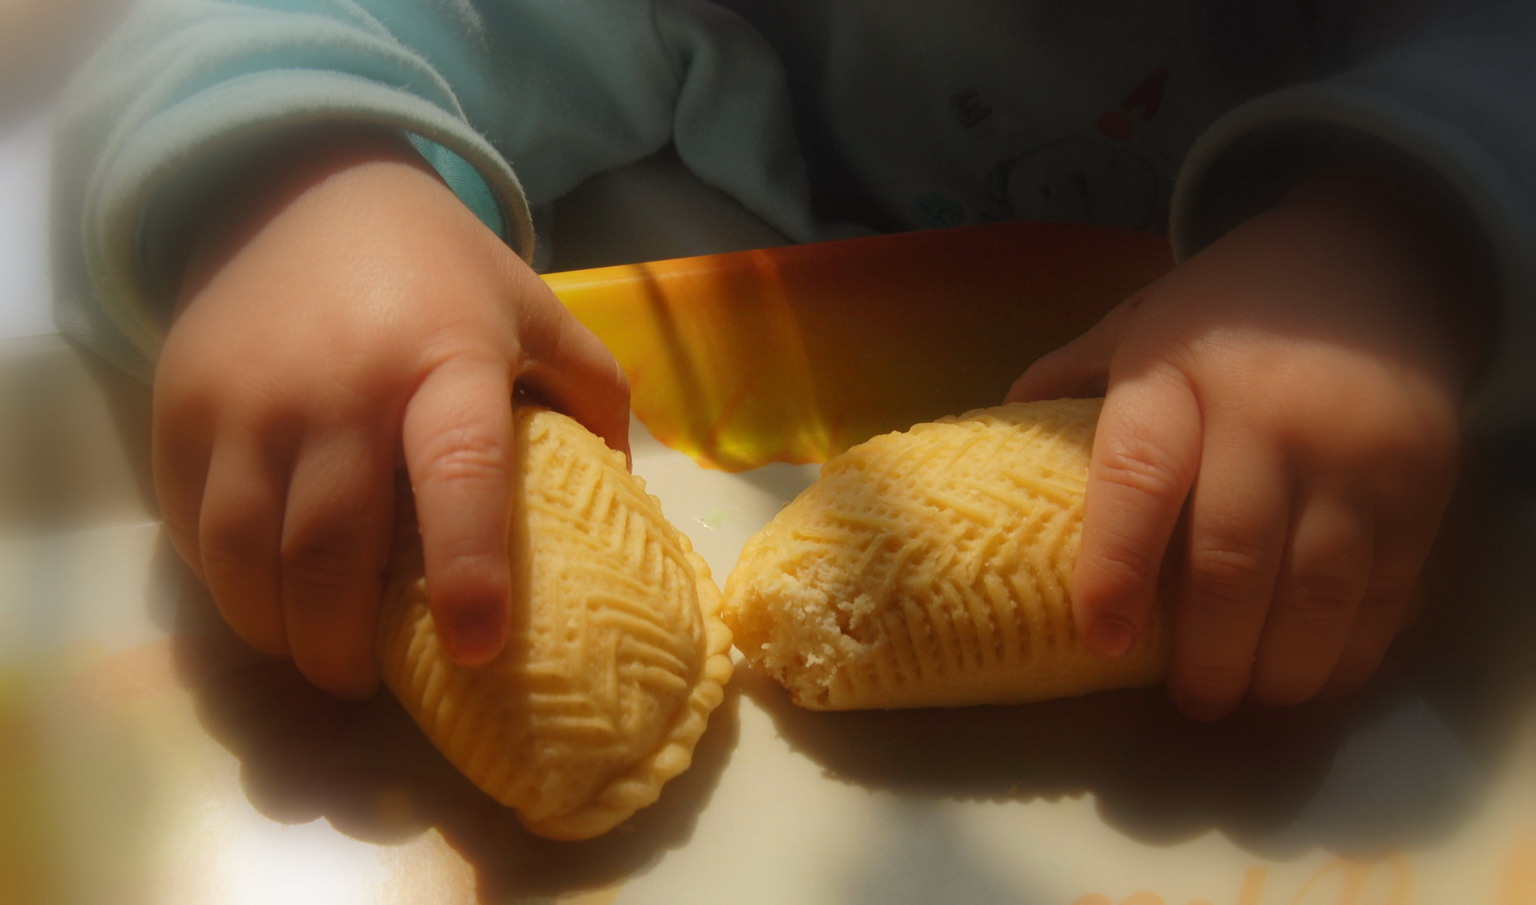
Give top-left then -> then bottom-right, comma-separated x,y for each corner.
723,398 -> 1166,710
376,407 -> 733,840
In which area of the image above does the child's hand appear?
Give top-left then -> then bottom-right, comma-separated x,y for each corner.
1008,173 -> 1479,720
154,128 -> 629,699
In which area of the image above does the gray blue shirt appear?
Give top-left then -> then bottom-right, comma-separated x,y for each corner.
52,0 -> 1536,420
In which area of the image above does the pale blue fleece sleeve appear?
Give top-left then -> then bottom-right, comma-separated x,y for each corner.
1171,0 -> 1536,424
53,0 -> 814,380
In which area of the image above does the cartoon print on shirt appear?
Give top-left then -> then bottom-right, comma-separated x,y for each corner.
1098,65 -> 1169,141
987,64 -> 1171,229
913,191 -> 967,228
938,65 -> 1173,230
950,88 -> 991,129
990,137 -> 1162,230
949,87 -> 1026,140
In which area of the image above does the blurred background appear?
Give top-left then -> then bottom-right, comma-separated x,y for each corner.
0,0 -> 128,340
4,3 -> 1536,903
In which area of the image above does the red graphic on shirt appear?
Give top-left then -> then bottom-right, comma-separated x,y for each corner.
1097,65 -> 1169,141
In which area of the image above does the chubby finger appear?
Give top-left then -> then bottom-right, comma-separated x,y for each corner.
1328,586 -> 1411,697
199,434 -> 290,656
402,356 -> 516,668
1248,483 -> 1372,707
1004,304 -> 1126,403
280,428 -> 395,700
1168,430 -> 1291,720
1075,364 -> 1201,658
518,298 -> 631,458
1328,481 -> 1449,693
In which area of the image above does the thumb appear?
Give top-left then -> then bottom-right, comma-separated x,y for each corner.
1005,293 -> 1138,403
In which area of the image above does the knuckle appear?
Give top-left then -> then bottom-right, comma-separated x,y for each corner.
1096,437 -> 1189,503
281,526 -> 364,592
200,513 -> 267,574
253,382 -> 374,435
1087,541 -> 1160,594
1283,572 -> 1362,622
228,388 -> 304,441
199,542 -> 250,581
1081,537 -> 1161,599
426,339 -> 512,380
416,428 -> 508,489
1171,657 -> 1250,702
1187,542 -> 1272,603
312,362 -> 401,417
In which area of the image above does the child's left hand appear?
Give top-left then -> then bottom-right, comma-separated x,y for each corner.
1007,171 -> 1482,720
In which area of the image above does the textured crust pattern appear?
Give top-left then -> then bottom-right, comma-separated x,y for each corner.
377,408 -> 733,840
723,399 -> 1166,710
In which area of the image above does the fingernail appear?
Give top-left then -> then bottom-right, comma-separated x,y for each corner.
443,606 -> 506,667
1087,615 -> 1135,657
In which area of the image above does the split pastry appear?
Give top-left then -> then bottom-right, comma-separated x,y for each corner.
377,407 -> 733,840
723,398 -> 1166,710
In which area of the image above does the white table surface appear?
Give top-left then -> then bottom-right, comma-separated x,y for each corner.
0,110 -> 55,341
3,91 -> 1536,905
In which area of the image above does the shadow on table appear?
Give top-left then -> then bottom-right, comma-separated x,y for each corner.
1396,421 -> 1536,780
740,427 -> 1536,861
74,339 -> 739,901
106,314 -> 1536,875
157,541 -> 741,902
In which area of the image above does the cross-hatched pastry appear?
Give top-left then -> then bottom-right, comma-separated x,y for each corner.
376,407 -> 733,840
723,398 -> 1166,710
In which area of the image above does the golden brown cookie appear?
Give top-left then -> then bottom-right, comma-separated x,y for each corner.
377,407 -> 733,840
723,399 -> 1166,710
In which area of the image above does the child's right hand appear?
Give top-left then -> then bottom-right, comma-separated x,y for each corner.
154,128 -> 629,700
